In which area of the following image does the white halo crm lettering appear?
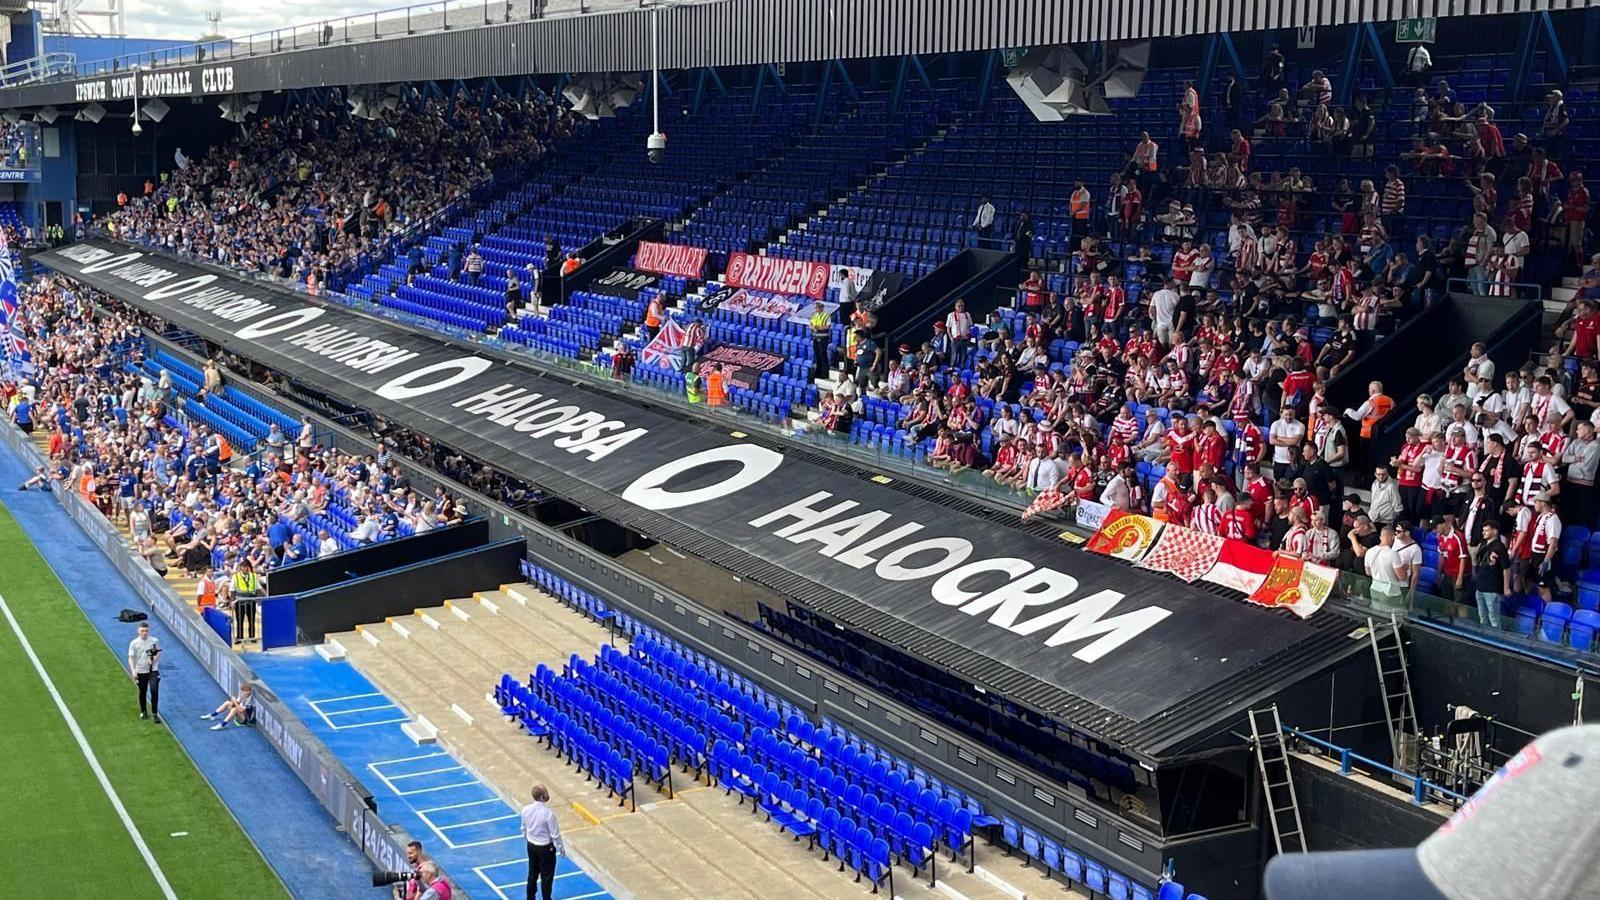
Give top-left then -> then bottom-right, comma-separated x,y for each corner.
234,308 -> 326,339
450,382 -> 648,462
376,357 -> 493,400
81,251 -> 145,274
144,274 -> 217,300
621,445 -> 784,511
748,490 -> 1172,662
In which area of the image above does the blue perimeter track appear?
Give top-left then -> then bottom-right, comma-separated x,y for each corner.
0,435 -> 376,900
246,649 -> 613,900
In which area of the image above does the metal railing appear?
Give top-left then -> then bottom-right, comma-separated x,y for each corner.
0,52 -> 76,87
1282,724 -> 1468,808
55,0 -> 682,82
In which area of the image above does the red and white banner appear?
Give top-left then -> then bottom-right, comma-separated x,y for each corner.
1137,524 -> 1224,582
726,252 -> 831,300
1085,510 -> 1164,562
1245,555 -> 1337,619
1201,540 -> 1275,595
636,241 -> 708,279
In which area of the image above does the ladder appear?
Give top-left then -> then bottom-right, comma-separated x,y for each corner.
1248,705 -> 1307,855
1368,614 -> 1420,772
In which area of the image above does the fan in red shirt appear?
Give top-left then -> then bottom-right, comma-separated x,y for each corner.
1171,240 -> 1197,283
1195,420 -> 1227,470
1223,495 -> 1258,542
1164,416 -> 1197,476
1566,298 -> 1600,360
1392,428 -> 1428,522
1432,517 -> 1469,600
1246,465 -> 1276,527
1069,455 -> 1097,501
1288,478 -> 1320,522
1567,171 -> 1591,268
1281,361 -> 1317,411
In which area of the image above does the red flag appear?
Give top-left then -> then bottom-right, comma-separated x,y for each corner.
1137,524 -> 1225,582
1021,487 -> 1069,521
1245,554 -> 1337,618
1201,540 -> 1276,595
1085,510 -> 1164,562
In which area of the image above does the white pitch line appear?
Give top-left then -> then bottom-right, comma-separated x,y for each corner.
384,765 -> 466,781
320,703 -> 399,716
0,591 -> 178,900
370,751 -> 449,768
392,780 -> 482,796
309,691 -> 384,706
329,715 -> 410,730
435,813 -> 518,830
418,797 -> 503,814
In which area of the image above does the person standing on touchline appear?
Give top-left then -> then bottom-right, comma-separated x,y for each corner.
127,621 -> 162,724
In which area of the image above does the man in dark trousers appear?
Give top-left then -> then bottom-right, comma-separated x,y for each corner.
127,621 -> 162,724
520,784 -> 563,900
1224,72 -> 1246,133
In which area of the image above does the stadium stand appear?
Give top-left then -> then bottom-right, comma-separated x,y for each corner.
332,577 -> 1117,899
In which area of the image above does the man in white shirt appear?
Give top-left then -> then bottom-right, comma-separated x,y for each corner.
1150,278 -> 1181,346
316,529 -> 340,558
1369,466 -> 1404,526
1501,220 -> 1531,284
1025,447 -> 1064,493
1462,343 -> 1495,386
1392,524 -> 1423,596
1099,463 -> 1133,510
350,513 -> 381,545
521,784 -> 564,900
127,621 -> 162,724
1365,526 -> 1404,606
973,196 -> 996,240
1269,407 -> 1307,480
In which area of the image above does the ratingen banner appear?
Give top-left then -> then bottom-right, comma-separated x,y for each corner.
635,241 -> 707,279
38,238 -> 1328,724
725,252 -> 830,300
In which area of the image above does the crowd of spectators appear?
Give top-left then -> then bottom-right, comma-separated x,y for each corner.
101,90 -> 569,290
820,72 -> 1596,626
1,277 -> 476,641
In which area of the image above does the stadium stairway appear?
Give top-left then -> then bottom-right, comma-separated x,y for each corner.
329,583 -> 1076,900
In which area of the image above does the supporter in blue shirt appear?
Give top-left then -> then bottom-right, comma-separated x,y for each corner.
267,519 -> 292,559
10,396 -> 32,433
282,532 -> 308,564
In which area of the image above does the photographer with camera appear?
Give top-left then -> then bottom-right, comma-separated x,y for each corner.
414,861 -> 451,900
127,621 -> 162,724
372,841 -> 426,899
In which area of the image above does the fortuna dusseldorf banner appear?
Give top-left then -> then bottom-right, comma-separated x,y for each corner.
725,251 -> 831,300
37,239 -> 1327,724
634,241 -> 707,279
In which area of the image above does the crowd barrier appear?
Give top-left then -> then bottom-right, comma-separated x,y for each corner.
0,419 -> 457,896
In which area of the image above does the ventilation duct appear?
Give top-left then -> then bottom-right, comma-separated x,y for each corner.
1005,47 -> 1110,121
1098,41 -> 1151,100
218,93 -> 261,124
346,84 -> 402,121
138,97 -> 170,123
562,72 -> 643,120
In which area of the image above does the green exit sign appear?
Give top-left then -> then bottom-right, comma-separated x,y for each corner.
1396,17 -> 1436,43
